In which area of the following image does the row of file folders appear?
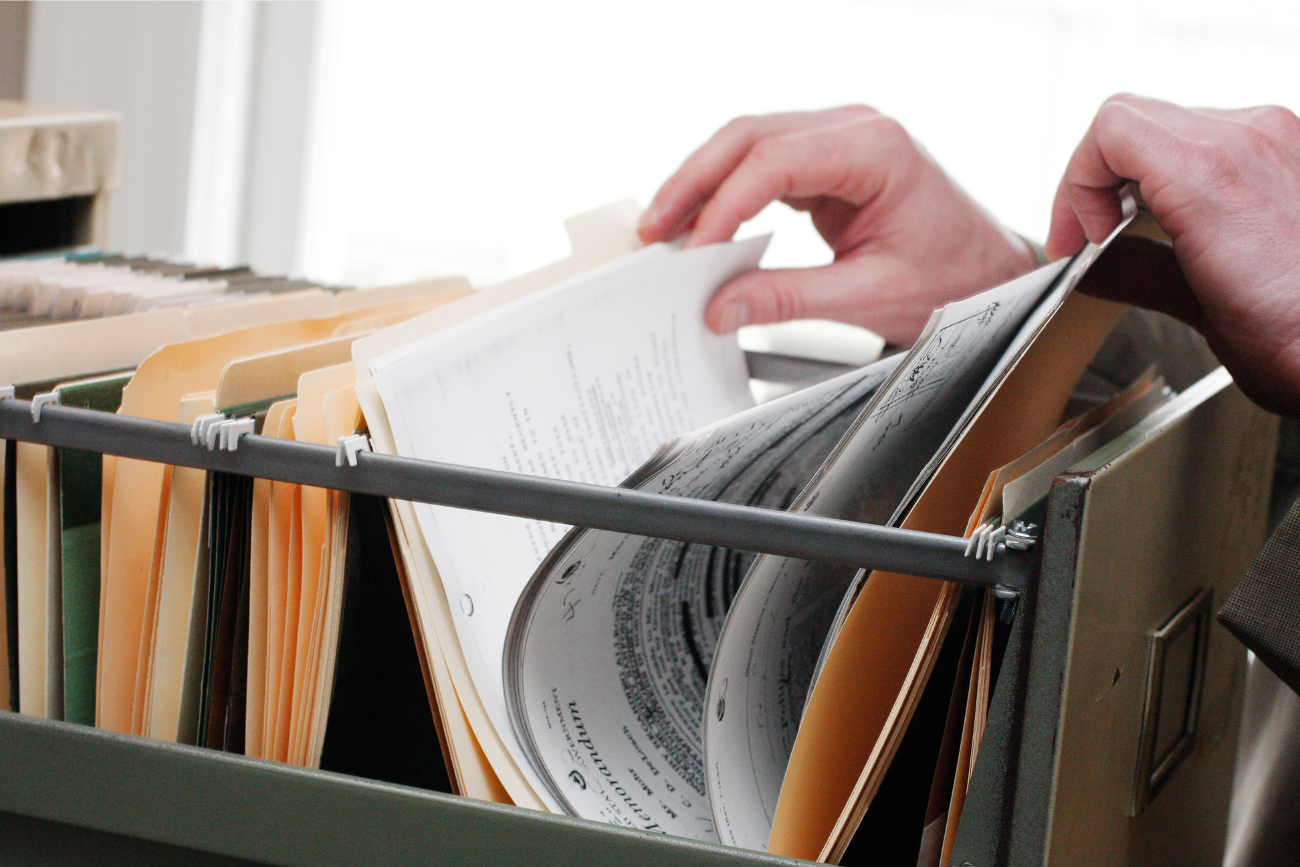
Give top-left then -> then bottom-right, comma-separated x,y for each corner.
0,198 -> 1242,866
0,244 -> 475,792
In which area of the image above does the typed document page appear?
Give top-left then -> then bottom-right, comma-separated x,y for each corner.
704,258 -> 1071,850
505,357 -> 900,839
368,237 -> 765,801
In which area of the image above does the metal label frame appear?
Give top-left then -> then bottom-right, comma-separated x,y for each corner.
1131,586 -> 1212,816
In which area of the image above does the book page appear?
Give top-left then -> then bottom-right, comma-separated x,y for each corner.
369,237 -> 766,809
504,356 -> 901,838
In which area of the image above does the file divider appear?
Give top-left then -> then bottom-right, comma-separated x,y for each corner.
0,395 -> 1030,593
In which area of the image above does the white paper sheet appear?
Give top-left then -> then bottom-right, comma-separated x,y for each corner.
505,356 -> 901,838
704,258 -> 1071,850
369,237 -> 766,805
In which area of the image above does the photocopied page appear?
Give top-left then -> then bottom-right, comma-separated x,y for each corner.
504,354 -> 902,839
369,236 -> 767,810
704,258 -> 1070,851
770,291 -> 1127,864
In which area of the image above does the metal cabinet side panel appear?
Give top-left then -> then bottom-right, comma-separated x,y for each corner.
0,712 -> 807,867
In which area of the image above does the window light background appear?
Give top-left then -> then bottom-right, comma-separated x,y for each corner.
295,0 -> 1300,292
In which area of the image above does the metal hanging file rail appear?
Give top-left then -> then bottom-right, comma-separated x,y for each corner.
0,396 -> 1031,595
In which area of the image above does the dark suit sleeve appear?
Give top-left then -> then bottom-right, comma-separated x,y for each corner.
1220,493 -> 1300,696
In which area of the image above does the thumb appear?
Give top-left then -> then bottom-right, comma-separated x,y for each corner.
703,258 -> 926,343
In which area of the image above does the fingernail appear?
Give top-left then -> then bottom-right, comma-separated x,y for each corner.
719,301 -> 749,333
638,203 -> 659,230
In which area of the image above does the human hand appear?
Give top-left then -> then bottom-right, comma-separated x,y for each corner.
1047,94 -> 1300,414
638,106 -> 1037,345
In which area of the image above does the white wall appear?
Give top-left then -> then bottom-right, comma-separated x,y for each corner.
0,1 -> 28,101
26,1 -> 203,255
20,0 -> 1300,288
24,0 -> 318,274
240,1 -> 319,276
299,0 -> 1300,289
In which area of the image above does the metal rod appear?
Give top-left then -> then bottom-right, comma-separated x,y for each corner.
0,398 -> 1030,593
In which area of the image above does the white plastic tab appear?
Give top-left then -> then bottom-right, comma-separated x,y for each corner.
30,392 -> 59,422
220,418 -> 256,451
191,413 -> 226,446
965,521 -> 1006,561
0,386 -> 14,401
965,521 -> 992,558
335,434 -> 372,467
982,525 -> 1006,561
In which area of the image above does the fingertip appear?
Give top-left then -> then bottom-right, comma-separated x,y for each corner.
1043,222 -> 1073,260
636,202 -> 664,242
1045,190 -> 1090,260
683,226 -> 725,250
1045,224 -> 1088,260
703,282 -> 752,332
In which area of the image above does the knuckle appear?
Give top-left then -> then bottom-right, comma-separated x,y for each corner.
857,114 -> 921,167
865,114 -> 909,145
720,114 -> 760,140
836,104 -> 879,121
1104,91 -> 1141,107
748,135 -> 792,166
1095,95 -> 1137,131
722,115 -> 759,135
1236,122 -> 1273,157
1257,104 -> 1300,137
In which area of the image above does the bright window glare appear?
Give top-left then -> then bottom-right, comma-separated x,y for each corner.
299,0 -> 1300,289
